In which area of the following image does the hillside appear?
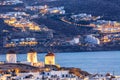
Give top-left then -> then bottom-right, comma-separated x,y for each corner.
0,0 -> 120,53
39,0 -> 120,21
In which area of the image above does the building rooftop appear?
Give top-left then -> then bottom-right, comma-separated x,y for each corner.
46,52 -> 55,56
7,50 -> 16,54
28,49 -> 36,53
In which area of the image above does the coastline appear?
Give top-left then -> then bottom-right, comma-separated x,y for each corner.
0,48 -> 120,54
0,46 -> 120,54
0,51 -> 120,75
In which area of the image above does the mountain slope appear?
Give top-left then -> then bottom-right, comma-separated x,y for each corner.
41,0 -> 120,21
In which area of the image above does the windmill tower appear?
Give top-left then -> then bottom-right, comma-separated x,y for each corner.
6,50 -> 17,63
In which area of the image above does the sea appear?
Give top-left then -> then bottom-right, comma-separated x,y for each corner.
0,51 -> 120,75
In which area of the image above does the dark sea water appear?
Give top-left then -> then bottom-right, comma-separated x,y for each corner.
0,51 -> 120,75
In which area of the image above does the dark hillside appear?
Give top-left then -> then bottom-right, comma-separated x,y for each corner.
38,0 -> 120,21
33,18 -> 93,37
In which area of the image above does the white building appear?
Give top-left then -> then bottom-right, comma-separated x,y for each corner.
6,50 -> 17,63
89,73 -> 120,80
27,49 -> 38,63
45,52 -> 55,65
10,70 -> 78,80
85,35 -> 100,45
68,37 -> 80,45
48,6 -> 65,14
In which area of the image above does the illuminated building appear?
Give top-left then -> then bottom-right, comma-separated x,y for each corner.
27,49 -> 38,63
4,18 -> 17,24
102,36 -> 111,43
85,35 -> 100,44
6,50 -> 17,63
45,52 -> 55,65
